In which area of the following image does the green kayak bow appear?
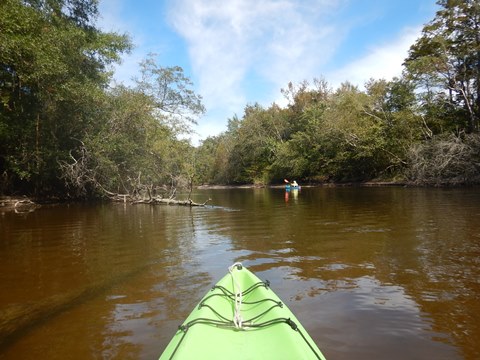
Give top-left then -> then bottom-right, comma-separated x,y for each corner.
159,263 -> 327,360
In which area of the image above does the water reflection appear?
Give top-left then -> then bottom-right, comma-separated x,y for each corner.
0,187 -> 479,359
195,187 -> 480,359
284,187 -> 300,203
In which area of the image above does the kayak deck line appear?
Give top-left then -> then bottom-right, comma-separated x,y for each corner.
160,264 -> 327,360
197,283 -> 281,325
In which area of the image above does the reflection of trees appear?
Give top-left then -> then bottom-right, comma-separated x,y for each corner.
197,187 -> 480,359
0,203 -> 212,358
378,189 -> 480,360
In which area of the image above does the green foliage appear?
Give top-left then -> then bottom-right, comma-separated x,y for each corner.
1,0 -> 206,198
194,136 -> 219,185
0,0 -> 131,195
201,104 -> 288,185
59,67 -> 204,197
199,77 -> 423,185
135,54 -> 205,133
405,0 -> 480,133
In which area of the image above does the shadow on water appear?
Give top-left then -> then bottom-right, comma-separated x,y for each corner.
0,261 -> 152,351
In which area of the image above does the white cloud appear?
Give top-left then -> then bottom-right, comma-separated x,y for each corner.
328,26 -> 421,89
167,0 -> 346,138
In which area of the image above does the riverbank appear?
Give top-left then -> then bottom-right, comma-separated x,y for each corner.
1,179 -> 474,213
196,180 -> 410,189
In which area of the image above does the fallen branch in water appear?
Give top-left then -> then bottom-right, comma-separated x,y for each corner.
131,196 -> 211,206
102,188 -> 211,206
0,197 -> 41,214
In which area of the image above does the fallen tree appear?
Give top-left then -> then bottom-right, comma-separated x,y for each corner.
58,142 -> 210,206
105,190 -> 211,207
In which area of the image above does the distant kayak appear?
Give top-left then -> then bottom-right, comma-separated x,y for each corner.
284,179 -> 300,190
286,184 -> 301,190
159,264 -> 326,359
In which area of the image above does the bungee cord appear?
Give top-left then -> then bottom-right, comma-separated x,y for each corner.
229,262 -> 244,328
167,263 -> 322,360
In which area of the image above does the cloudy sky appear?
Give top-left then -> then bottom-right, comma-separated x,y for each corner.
98,0 -> 438,144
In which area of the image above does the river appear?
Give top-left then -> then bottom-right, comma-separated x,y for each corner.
1,187 -> 479,359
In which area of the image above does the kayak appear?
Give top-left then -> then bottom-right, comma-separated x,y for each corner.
159,264 -> 326,359
286,184 -> 300,190
159,263 -> 327,360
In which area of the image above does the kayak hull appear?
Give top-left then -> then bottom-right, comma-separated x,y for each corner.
159,265 -> 326,360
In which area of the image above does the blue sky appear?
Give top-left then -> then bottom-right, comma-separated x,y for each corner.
98,0 -> 438,145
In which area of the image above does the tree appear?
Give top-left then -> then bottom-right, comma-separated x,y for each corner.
59,54 -> 206,199
271,80 -> 331,181
405,0 -> 480,133
135,54 -> 205,135
364,78 -> 422,171
406,133 -> 480,185
0,0 -> 131,195
200,77 -> 422,185
194,136 -> 220,185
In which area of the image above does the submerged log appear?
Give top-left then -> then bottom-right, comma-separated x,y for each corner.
131,197 -> 211,206
96,181 -> 211,206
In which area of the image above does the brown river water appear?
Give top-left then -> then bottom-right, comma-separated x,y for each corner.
1,187 -> 479,359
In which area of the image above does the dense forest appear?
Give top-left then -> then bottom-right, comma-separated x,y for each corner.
1,0 -> 480,200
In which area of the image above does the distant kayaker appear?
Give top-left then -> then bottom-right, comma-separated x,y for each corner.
292,180 -> 298,187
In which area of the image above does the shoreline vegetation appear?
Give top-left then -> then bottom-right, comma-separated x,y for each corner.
3,178 -> 480,214
0,183 -> 398,214
1,1 -> 480,201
